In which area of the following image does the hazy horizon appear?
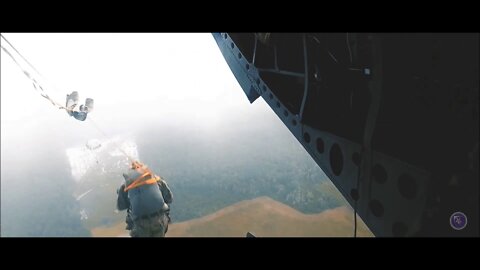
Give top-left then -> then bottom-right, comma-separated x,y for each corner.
1,33 -> 351,237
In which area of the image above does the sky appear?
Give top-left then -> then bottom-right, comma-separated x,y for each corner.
0,33 -> 352,236
0,33 -> 294,182
1,34 -> 269,143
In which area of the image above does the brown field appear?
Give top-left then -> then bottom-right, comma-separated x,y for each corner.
91,196 -> 373,237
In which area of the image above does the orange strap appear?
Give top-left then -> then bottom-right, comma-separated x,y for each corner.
124,162 -> 162,192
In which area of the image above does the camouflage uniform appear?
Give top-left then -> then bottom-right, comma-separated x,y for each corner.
130,212 -> 170,237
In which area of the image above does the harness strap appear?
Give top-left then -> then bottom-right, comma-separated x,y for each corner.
124,162 -> 161,192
